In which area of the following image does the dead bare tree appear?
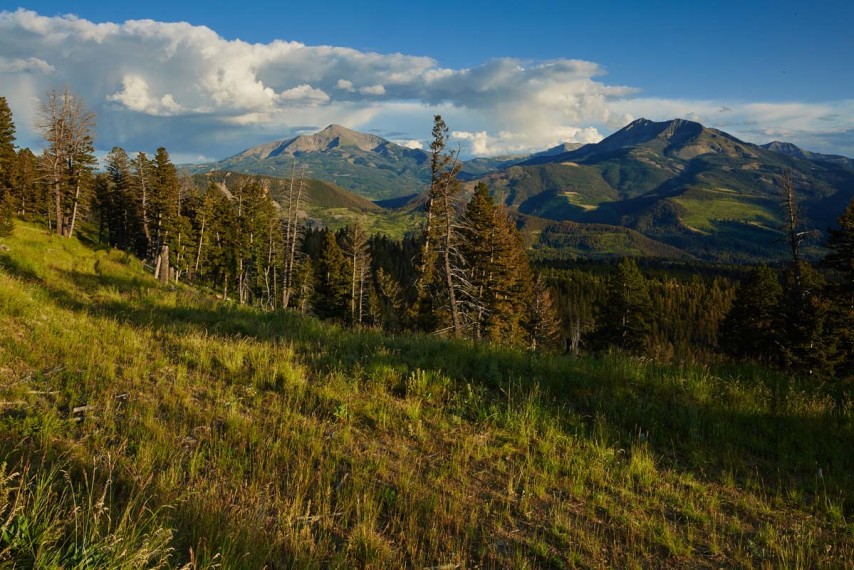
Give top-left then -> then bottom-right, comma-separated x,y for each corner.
281,162 -> 306,309
780,170 -> 818,286
343,223 -> 371,324
36,88 -> 95,238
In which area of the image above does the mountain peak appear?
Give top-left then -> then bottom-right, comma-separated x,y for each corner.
761,140 -> 808,158
318,124 -> 357,136
236,124 -> 389,159
624,117 -> 655,129
293,124 -> 385,152
593,117 -> 704,152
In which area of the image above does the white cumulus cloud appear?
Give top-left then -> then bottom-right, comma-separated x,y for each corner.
107,75 -> 181,115
0,56 -> 54,74
1,8 -> 852,160
392,139 -> 424,150
278,84 -> 330,104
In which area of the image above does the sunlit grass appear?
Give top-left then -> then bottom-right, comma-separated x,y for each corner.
0,221 -> 851,567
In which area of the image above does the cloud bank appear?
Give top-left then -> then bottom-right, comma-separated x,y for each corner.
1,9 -> 852,161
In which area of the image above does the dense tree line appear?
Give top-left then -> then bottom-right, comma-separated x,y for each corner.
542,261 -> 736,360
2,93 -> 854,397
0,101 -> 561,350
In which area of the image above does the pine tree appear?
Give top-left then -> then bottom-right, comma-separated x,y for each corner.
526,274 -> 562,352
462,182 -> 533,344
414,115 -> 468,336
777,262 -> 836,377
293,257 -> 315,316
128,152 -> 153,256
13,148 -> 40,219
374,267 -> 404,332
718,265 -> 782,363
825,197 -> 854,282
103,148 -> 131,250
151,147 -> 180,254
823,197 -> 854,408
0,97 -> 16,236
0,193 -> 11,238
315,231 -> 349,320
229,177 -> 275,304
595,258 -> 653,354
205,190 -> 239,300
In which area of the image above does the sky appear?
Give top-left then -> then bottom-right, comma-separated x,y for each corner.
1,1 -> 853,162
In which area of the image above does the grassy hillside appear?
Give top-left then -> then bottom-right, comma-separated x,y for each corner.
0,222 -> 852,568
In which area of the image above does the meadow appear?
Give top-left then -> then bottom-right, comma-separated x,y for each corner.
0,221 -> 851,568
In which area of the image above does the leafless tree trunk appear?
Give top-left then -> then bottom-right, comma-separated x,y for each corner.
441,191 -> 463,335
282,163 -> 305,309
781,171 -> 802,269
780,170 -> 817,287
155,245 -> 170,285
344,224 -> 371,324
66,180 -> 81,237
194,210 -> 206,275
37,88 -> 95,239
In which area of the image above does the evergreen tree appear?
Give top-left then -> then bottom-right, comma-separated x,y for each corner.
188,190 -> 218,282
13,148 -> 40,219
205,191 -> 239,300
718,265 -> 782,363
151,147 -> 180,255
0,97 -> 16,236
374,267 -> 404,332
595,258 -> 653,354
281,164 -> 306,309
526,274 -> 562,352
824,197 -> 854,283
315,231 -> 349,320
230,177 -> 275,304
104,148 -> 144,254
777,262 -> 836,377
91,172 -> 111,243
414,115 -> 468,336
462,182 -> 533,344
129,152 -> 154,256
0,97 -> 14,189
823,197 -> 854,407
0,193 -> 11,238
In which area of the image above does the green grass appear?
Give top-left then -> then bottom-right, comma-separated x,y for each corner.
0,221 -> 852,568
672,187 -> 779,233
307,206 -> 421,241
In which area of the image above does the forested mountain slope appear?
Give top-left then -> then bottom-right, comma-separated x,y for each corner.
478,118 -> 854,262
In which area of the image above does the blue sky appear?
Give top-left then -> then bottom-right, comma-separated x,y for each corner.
2,1 -> 853,160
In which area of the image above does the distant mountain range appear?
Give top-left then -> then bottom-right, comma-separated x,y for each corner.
760,141 -> 854,168
191,120 -> 854,262
478,118 -> 854,261
190,125 -> 430,201
190,124 -> 578,201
